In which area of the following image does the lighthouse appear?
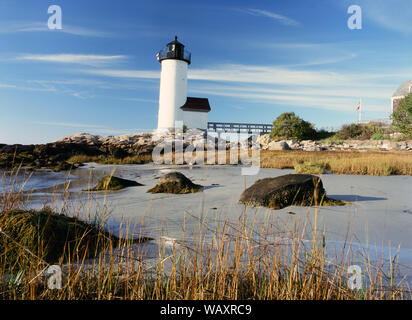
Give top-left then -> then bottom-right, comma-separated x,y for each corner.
156,36 -> 210,131
156,36 -> 190,131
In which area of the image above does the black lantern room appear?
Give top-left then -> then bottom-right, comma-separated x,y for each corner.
156,36 -> 191,64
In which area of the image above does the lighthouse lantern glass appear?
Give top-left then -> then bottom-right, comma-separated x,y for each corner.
157,38 -> 191,64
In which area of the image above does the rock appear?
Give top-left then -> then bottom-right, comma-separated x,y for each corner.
396,142 -> 407,150
0,132 -> 156,170
56,133 -> 103,144
379,143 -> 391,150
88,176 -> 143,191
390,133 -> 403,139
148,172 -> 203,194
319,145 -> 330,151
239,174 -> 344,210
258,134 -> 271,149
267,141 -> 291,151
185,128 -> 207,138
50,161 -> 79,172
257,135 -> 296,150
304,146 -> 322,152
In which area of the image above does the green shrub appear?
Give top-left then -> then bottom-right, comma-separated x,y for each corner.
371,133 -> 385,140
335,122 -> 392,140
335,124 -> 364,140
270,112 -> 316,140
392,93 -> 412,138
314,129 -> 335,140
322,138 -> 344,145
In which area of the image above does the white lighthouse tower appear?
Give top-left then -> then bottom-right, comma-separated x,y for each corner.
156,36 -> 191,131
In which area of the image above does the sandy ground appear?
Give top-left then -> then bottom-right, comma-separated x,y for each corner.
2,163 -> 412,284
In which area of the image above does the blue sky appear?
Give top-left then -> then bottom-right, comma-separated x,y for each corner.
1,0 -> 412,144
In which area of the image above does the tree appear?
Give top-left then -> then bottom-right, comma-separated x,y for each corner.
270,112 -> 316,140
392,93 -> 412,138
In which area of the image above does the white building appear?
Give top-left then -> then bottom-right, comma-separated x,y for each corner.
391,80 -> 412,114
156,36 -> 210,131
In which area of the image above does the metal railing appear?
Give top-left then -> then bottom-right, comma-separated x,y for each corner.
207,122 -> 273,134
156,48 -> 191,64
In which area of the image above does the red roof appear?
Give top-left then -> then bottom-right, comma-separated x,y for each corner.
180,97 -> 211,112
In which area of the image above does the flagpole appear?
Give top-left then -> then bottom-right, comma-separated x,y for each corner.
359,98 -> 362,123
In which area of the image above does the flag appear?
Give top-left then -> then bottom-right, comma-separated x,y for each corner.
356,99 -> 362,123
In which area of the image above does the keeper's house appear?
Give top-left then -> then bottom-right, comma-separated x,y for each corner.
392,80 -> 412,114
180,97 -> 211,130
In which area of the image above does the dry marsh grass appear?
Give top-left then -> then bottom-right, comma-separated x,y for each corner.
154,150 -> 412,176
67,154 -> 152,165
294,162 -> 330,174
260,150 -> 412,176
0,167 -> 410,300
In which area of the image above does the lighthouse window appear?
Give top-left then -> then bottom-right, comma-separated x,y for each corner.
170,44 -> 175,51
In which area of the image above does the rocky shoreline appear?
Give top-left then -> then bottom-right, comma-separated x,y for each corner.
257,134 -> 412,151
0,133 -> 156,170
1,132 -> 411,171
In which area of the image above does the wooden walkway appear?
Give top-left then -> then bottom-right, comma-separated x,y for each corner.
207,122 -> 273,134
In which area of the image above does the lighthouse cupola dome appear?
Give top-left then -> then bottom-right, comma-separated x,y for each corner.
156,35 -> 191,64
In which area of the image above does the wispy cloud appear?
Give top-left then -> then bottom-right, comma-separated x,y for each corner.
32,121 -> 105,129
0,22 -> 112,37
120,97 -> 158,103
186,65 -> 401,112
75,63 -> 406,113
240,8 -> 300,26
17,54 -> 127,66
80,64 -> 353,86
27,79 -> 109,87
263,42 -> 323,49
79,68 -> 159,78
189,64 -> 359,87
71,92 -> 95,99
250,40 -> 359,67
26,79 -> 143,91
189,83 -> 392,112
0,78 -> 156,101
289,53 -> 358,67
0,82 -> 57,93
192,87 -> 359,111
0,79 -> 90,98
32,121 -> 152,136
190,83 -> 391,100
0,83 -> 16,89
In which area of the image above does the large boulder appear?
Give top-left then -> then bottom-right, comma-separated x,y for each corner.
239,174 -> 344,210
258,134 -> 271,149
88,176 -> 143,191
148,172 -> 203,194
267,141 -> 291,151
